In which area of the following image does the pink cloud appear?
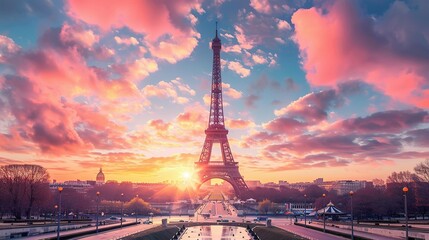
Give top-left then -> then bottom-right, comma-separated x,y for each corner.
406,128 -> 429,147
274,89 -> 343,124
249,0 -> 293,15
292,0 -> 429,108
142,78 -> 195,104
172,78 -> 195,96
330,109 -> 428,134
276,19 -> 291,30
202,94 -> 211,106
264,134 -> 402,160
252,54 -> 268,64
148,119 -> 170,131
127,58 -> 159,81
227,61 -> 250,78
223,44 -> 242,53
0,35 -> 20,62
148,35 -> 199,63
2,75 -> 87,154
60,24 -> 99,48
114,36 -> 139,46
226,119 -> 255,129
234,25 -> 254,50
222,83 -> 242,99
240,131 -> 281,148
250,0 -> 272,14
175,104 -> 208,134
66,0 -> 202,63
67,0 -> 199,40
14,26 -> 139,100
0,26 -> 147,155
263,117 -> 306,135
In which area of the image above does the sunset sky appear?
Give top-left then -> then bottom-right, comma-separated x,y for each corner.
1,0 -> 428,184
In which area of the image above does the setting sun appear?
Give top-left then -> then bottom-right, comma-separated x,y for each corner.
182,171 -> 191,180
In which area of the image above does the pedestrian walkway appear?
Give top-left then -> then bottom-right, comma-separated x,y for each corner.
25,221 -> 144,240
296,222 -> 400,240
77,223 -> 157,240
272,221 -> 347,240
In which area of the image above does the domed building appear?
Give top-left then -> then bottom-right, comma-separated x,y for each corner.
96,168 -> 105,185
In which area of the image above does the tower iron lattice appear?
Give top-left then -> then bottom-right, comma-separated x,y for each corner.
195,23 -> 249,198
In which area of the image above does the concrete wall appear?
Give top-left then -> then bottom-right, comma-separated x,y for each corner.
0,223 -> 90,240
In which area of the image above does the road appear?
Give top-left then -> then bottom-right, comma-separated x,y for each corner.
76,223 -> 158,240
270,219 -> 348,240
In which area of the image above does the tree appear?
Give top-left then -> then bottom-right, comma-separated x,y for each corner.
60,188 -> 89,218
258,199 -> 274,214
414,159 -> 429,182
303,185 -> 326,202
386,171 -> 420,183
352,187 -> 388,219
372,178 -> 385,187
0,164 -> 50,219
125,197 -> 157,215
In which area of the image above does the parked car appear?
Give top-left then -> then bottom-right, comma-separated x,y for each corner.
143,220 -> 153,224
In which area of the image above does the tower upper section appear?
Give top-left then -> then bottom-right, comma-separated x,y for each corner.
212,22 -> 221,50
208,22 -> 226,130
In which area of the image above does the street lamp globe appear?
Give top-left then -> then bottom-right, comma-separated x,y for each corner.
403,187 -> 409,193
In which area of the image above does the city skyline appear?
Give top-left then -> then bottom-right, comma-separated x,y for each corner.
1,0 -> 429,184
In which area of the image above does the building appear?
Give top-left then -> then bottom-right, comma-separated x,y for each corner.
278,180 -> 289,187
263,182 -> 279,189
285,202 -> 314,215
50,180 -> 93,193
313,178 -> 324,184
331,180 -> 371,195
96,168 -> 105,185
288,182 -> 312,191
245,180 -> 262,189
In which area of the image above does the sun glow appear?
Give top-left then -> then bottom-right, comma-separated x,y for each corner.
175,168 -> 199,191
182,171 -> 191,180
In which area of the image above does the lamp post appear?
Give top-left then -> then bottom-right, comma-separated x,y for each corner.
57,186 -> 63,240
96,191 -> 100,233
403,187 -> 409,240
120,193 -> 124,228
350,191 -> 354,240
54,205 -> 58,223
304,194 -> 307,228
322,193 -> 326,233
135,194 -> 139,223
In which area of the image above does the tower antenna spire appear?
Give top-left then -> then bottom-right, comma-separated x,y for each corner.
215,21 -> 218,37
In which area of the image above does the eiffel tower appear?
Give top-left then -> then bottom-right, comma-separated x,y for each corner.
195,23 -> 249,198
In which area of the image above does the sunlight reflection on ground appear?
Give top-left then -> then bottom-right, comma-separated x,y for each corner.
179,225 -> 251,240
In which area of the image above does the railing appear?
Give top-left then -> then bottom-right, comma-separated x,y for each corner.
170,225 -> 186,240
